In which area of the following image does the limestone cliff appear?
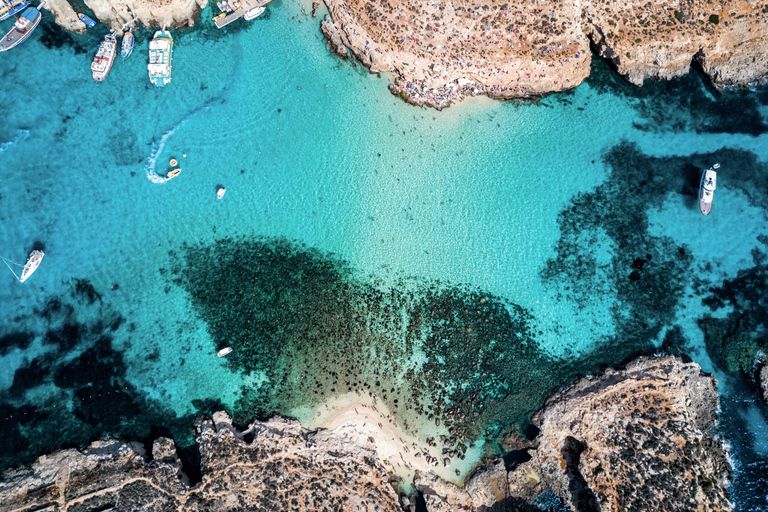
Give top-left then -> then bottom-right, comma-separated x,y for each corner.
0,356 -> 732,512
321,0 -> 768,108
42,0 -> 206,32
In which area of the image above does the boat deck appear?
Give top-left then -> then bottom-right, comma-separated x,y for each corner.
214,0 -> 270,28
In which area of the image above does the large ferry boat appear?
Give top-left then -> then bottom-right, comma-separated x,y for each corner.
148,29 -> 173,87
0,1 -> 43,52
0,0 -> 30,22
91,34 -> 117,81
699,163 -> 719,216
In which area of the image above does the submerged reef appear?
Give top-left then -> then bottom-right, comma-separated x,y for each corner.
173,237 -> 561,472
0,356 -> 731,511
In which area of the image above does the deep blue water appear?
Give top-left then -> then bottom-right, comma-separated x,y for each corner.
1,1 -> 768,507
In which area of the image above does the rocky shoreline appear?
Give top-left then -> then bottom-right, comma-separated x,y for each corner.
0,355 -> 732,511
40,0 -> 767,108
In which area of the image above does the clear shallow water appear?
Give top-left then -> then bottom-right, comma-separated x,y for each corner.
0,0 -> 767,506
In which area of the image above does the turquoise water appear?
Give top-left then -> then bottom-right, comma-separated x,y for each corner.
1,1 -> 768,506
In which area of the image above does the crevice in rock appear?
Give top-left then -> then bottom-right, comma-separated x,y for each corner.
560,436 -> 599,512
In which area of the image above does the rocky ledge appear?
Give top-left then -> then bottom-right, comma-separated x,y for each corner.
321,0 -> 768,108
0,355 -> 731,511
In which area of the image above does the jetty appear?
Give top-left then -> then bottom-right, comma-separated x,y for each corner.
214,0 -> 270,28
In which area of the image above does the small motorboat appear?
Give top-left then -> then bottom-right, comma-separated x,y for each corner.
167,168 -> 181,179
217,347 -> 232,357
244,6 -> 265,20
120,28 -> 133,60
699,163 -> 719,216
78,12 -> 96,27
217,187 -> 226,199
212,12 -> 225,22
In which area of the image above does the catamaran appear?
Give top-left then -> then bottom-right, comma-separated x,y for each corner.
121,27 -> 133,59
148,29 -> 173,87
0,0 -> 30,22
91,33 -> 117,81
0,1 -> 44,52
2,250 -> 44,283
699,163 -> 720,216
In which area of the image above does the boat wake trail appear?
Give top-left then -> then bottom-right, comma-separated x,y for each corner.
0,129 -> 30,158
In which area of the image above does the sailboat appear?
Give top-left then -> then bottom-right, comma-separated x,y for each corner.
0,0 -> 44,52
2,250 -> 44,283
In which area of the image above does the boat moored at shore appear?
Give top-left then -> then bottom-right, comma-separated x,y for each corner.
148,29 -> 173,87
244,6 -> 265,19
699,163 -> 719,216
78,12 -> 95,27
0,0 -> 29,22
120,28 -> 133,60
91,34 -> 117,81
0,1 -> 43,52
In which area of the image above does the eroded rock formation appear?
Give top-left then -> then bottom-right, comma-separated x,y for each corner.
321,0 -> 768,108
0,356 -> 731,512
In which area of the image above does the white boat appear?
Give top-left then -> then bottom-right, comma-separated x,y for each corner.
217,347 -> 232,357
244,6 -> 265,20
148,29 -> 173,87
217,187 -> 226,199
2,249 -> 44,283
91,34 -> 117,81
699,163 -> 719,216
0,1 -> 43,52
120,28 -> 133,60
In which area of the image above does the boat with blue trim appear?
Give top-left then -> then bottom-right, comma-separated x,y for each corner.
0,1 -> 43,52
120,27 -> 133,59
0,0 -> 30,22
78,12 -> 95,27
148,29 -> 173,87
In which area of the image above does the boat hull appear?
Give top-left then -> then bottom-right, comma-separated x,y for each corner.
19,250 -> 44,283
0,6 -> 40,52
699,169 -> 717,216
121,32 -> 133,60
148,30 -> 173,87
0,0 -> 30,22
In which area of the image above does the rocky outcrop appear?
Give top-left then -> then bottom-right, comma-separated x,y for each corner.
0,411 -> 400,512
43,0 -> 207,32
760,362 -> 768,404
0,356 -> 731,512
321,0 -> 768,108
511,354 -> 731,511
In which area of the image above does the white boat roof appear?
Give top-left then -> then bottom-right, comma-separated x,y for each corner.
703,170 -> 717,191
148,63 -> 168,74
149,39 -> 170,50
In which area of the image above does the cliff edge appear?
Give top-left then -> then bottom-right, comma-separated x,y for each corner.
0,356 -> 731,511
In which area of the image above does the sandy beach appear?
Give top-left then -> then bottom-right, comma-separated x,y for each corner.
294,391 -> 484,487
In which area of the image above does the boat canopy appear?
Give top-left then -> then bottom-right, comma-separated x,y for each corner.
703,171 -> 717,191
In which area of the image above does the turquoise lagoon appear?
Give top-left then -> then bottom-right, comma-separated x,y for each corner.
1,0 -> 768,506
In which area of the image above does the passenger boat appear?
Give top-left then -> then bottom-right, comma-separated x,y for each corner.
0,0 -> 30,23
148,29 -> 173,87
91,34 -> 117,81
120,28 -> 133,59
217,187 -> 226,199
78,12 -> 96,27
167,168 -> 181,179
699,163 -> 719,216
217,347 -> 232,357
244,6 -> 264,20
1,250 -> 44,283
0,1 -> 43,52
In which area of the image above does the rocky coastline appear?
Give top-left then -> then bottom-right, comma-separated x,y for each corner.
0,355 -> 732,511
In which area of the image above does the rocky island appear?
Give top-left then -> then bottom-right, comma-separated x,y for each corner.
0,355 -> 732,511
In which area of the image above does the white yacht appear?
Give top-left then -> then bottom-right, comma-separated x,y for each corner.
91,34 -> 117,81
244,6 -> 265,20
699,163 -> 719,216
148,29 -> 173,87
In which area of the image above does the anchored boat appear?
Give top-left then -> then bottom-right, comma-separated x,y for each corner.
217,347 -> 233,357
120,27 -> 133,59
244,6 -> 265,20
148,29 -> 173,87
0,1 -> 44,52
699,163 -> 719,216
0,0 -> 30,22
78,12 -> 95,27
2,250 -> 44,283
91,33 -> 117,81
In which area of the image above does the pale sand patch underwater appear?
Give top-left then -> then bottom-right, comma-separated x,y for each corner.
294,391 -> 484,487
